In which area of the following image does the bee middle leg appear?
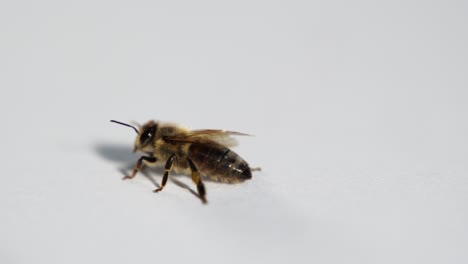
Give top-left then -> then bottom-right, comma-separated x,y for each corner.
154,154 -> 176,193
187,159 -> 207,204
124,156 -> 157,180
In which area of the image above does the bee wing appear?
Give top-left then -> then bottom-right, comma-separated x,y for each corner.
167,129 -> 251,147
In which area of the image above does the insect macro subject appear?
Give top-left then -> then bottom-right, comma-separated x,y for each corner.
110,119 -> 258,204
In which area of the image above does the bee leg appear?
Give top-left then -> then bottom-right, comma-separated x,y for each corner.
124,156 -> 157,180
154,154 -> 176,193
187,159 -> 207,204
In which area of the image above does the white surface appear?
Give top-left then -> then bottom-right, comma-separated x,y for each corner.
1,1 -> 467,263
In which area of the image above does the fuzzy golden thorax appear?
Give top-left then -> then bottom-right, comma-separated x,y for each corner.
133,120 -> 191,155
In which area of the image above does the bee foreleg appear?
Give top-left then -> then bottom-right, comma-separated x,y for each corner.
124,156 -> 157,180
154,154 -> 176,193
187,159 -> 207,204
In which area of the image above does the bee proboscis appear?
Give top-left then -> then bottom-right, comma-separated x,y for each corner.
110,119 -> 258,204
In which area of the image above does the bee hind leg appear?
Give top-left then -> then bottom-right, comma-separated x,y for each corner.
153,154 -> 176,193
124,156 -> 157,180
187,159 -> 207,204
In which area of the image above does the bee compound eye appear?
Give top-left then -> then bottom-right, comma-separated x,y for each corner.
139,126 -> 156,146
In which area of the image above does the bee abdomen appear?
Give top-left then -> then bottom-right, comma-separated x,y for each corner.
188,142 -> 251,182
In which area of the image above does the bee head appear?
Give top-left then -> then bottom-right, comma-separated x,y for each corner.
110,120 -> 158,153
135,120 -> 158,152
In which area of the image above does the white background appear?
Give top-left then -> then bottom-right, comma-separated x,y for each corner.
1,1 -> 467,263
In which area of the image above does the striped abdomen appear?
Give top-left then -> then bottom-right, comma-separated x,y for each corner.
188,142 -> 252,183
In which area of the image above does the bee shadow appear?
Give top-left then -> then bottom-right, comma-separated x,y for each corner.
94,142 -> 203,202
119,166 -> 201,200
94,142 -> 136,163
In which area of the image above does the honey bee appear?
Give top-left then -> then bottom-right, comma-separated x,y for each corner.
110,119 -> 258,203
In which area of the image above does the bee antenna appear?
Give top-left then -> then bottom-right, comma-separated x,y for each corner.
110,120 -> 139,134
